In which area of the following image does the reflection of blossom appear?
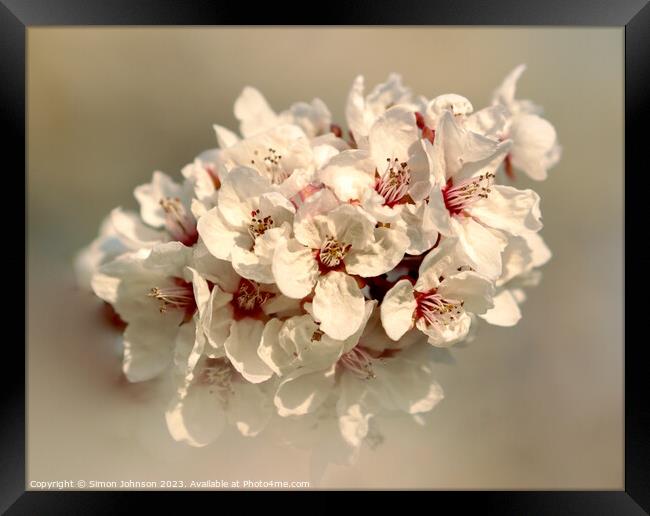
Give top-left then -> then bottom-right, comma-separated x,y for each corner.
78,70 -> 558,468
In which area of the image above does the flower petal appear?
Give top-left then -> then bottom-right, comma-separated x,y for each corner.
223,319 -> 273,384
437,270 -> 495,314
313,271 -> 366,340
274,366 -> 336,417
272,238 -> 319,299
234,86 -> 279,137
345,227 -> 409,277
479,289 -> 522,327
380,279 -> 416,341
122,316 -> 178,382
470,184 -> 542,236
450,216 -> 507,280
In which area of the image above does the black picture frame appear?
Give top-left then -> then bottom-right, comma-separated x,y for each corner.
8,0 -> 648,511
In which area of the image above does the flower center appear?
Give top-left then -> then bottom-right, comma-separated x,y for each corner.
339,346 -> 376,380
159,197 -> 199,246
250,147 -> 288,185
148,277 -> 197,322
375,158 -> 411,207
317,235 -> 351,270
197,358 -> 234,405
232,279 -> 273,320
414,290 -> 464,327
248,209 -> 274,239
442,172 -> 495,215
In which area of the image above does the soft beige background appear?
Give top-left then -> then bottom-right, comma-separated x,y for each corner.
27,28 -> 623,489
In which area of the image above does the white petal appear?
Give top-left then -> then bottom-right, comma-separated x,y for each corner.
492,64 -> 526,107
470,184 -> 542,236
134,171 -> 187,228
313,271 -> 366,340
223,319 -> 273,384
109,207 -> 165,248
213,124 -> 240,148
510,114 -> 558,181
122,317 -> 177,382
479,289 -> 522,327
450,217 -> 507,280
317,149 -> 376,202
417,311 -> 472,347
368,105 -> 419,167
234,86 -> 279,137
380,279 -> 416,341
274,366 -> 336,417
196,206 -> 251,261
345,227 -> 409,277
202,285 -> 234,352
437,270 -> 495,314
272,238 -> 318,299
228,381 -> 272,437
165,383 -> 226,447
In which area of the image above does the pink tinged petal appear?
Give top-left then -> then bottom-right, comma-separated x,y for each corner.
122,317 -> 178,382
234,86 -> 280,138
380,279 -> 417,341
450,216 -> 507,280
165,384 -> 227,447
223,319 -> 272,384
345,227 -> 409,277
213,124 -> 240,148
317,150 -> 376,202
469,184 -> 542,236
196,207 -> 250,261
274,366 -> 336,417
437,270 -> 495,315
313,271 -> 366,340
272,238 -> 318,298
510,114 -> 559,181
479,289 -> 522,327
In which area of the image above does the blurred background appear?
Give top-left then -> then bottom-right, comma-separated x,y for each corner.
27,27 -> 623,489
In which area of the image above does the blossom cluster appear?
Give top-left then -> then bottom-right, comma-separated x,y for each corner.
76,65 -> 559,463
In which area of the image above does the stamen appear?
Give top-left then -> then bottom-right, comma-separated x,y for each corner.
317,235 -> 351,269
232,279 -> 273,320
375,157 -> 411,207
415,290 -> 464,328
159,197 -> 199,246
442,172 -> 495,215
248,209 -> 274,239
250,147 -> 288,184
148,278 -> 196,320
340,346 -> 376,380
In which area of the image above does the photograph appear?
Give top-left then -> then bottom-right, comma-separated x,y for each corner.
25,26 -> 625,491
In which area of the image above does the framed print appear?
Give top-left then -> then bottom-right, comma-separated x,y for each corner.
7,0 -> 649,512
